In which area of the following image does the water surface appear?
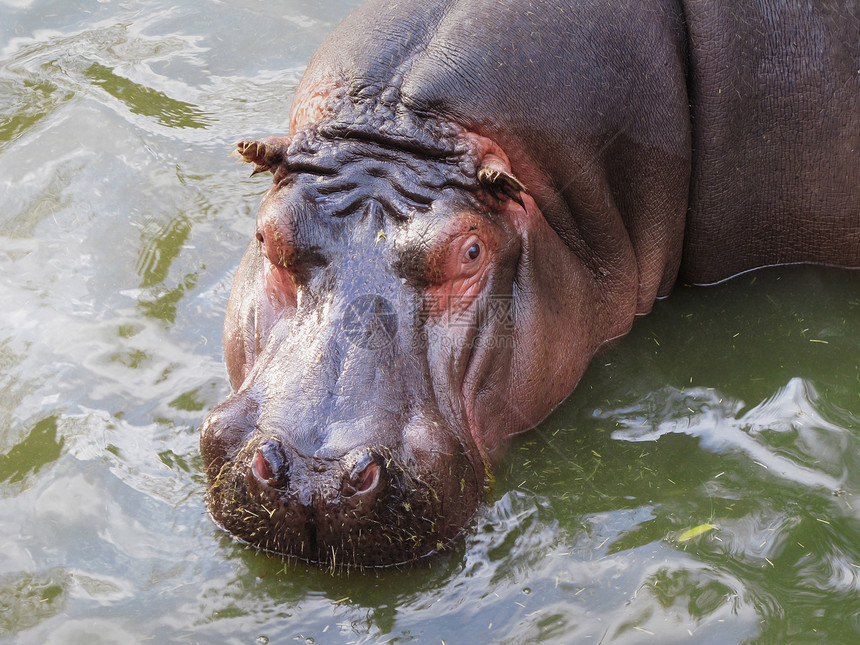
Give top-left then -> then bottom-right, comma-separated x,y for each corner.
0,1 -> 858,643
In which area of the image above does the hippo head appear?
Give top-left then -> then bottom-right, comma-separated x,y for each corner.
200,115 -> 621,567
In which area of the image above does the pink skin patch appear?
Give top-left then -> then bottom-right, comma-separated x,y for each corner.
252,448 -> 274,482
354,461 -> 379,493
265,262 -> 297,309
424,214 -> 504,319
256,216 -> 298,309
289,76 -> 341,133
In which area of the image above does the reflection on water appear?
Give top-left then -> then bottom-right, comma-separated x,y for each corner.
0,416 -> 63,484
0,0 -> 858,642
84,62 -> 211,129
606,377 -> 852,492
0,78 -> 72,143
135,213 -> 197,322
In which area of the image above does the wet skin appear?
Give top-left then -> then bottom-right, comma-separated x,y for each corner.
200,0 -> 860,566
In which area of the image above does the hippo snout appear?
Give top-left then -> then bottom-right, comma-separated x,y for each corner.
202,396 -> 483,567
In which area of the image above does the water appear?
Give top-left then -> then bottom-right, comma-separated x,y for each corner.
0,0 -> 858,642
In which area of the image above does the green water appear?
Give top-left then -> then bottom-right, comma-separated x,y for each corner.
0,0 -> 857,643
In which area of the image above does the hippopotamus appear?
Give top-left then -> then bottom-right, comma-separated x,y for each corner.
200,0 -> 860,567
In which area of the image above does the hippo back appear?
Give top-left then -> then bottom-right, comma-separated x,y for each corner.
680,1 -> 860,283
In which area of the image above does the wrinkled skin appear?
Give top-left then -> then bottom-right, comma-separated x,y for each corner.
201,0 -> 860,567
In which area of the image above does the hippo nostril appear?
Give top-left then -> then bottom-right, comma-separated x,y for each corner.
356,461 -> 379,493
343,453 -> 382,496
252,449 -> 274,481
252,439 -> 289,487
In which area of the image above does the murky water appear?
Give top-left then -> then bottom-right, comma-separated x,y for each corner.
1,1 -> 858,643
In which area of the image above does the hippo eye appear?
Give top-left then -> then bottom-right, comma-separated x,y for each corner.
461,236 -> 482,264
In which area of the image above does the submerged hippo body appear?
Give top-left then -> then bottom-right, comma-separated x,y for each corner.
201,0 -> 860,566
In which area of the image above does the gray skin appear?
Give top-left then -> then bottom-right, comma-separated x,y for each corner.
200,0 -> 860,567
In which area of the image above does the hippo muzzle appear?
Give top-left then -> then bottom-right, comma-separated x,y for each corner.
202,397 -> 480,566
200,265 -> 485,565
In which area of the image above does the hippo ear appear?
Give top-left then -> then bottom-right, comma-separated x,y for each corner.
477,165 -> 528,207
235,137 -> 291,177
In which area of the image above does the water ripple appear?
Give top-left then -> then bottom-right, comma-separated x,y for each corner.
605,377 -> 857,496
